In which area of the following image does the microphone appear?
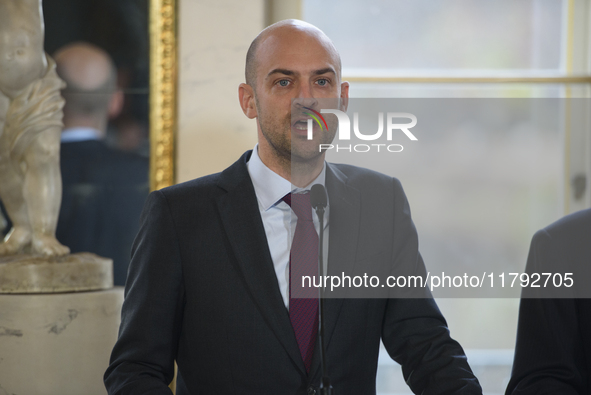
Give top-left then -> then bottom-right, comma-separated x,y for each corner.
310,184 -> 332,395
310,184 -> 327,211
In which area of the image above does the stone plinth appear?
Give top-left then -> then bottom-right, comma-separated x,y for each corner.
0,252 -> 113,293
0,287 -> 124,395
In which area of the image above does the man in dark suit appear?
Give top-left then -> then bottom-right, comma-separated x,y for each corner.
105,20 -> 481,394
506,208 -> 591,394
54,43 -> 149,285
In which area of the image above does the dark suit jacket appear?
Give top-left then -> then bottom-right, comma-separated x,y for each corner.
57,140 -> 149,285
506,208 -> 591,394
105,150 -> 481,394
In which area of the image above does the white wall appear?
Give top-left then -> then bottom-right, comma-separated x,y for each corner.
177,0 -> 265,182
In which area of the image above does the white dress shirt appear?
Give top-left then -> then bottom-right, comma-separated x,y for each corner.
247,145 -> 329,308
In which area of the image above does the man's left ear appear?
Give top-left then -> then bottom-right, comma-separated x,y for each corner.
340,81 -> 349,112
108,89 -> 124,119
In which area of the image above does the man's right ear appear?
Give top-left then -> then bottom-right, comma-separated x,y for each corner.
238,83 -> 257,119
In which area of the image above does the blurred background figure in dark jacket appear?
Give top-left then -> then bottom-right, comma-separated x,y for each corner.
506,208 -> 591,394
53,42 -> 149,286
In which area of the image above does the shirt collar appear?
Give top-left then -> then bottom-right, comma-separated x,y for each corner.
61,127 -> 102,143
247,144 -> 327,211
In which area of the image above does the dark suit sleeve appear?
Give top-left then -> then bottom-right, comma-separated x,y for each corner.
381,179 -> 482,394
104,190 -> 185,395
505,229 -> 584,395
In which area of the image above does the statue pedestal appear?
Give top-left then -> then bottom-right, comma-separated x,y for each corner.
0,253 -> 122,394
0,287 -> 124,395
0,252 -> 113,293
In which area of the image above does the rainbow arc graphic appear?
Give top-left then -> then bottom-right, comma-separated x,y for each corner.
303,106 -> 328,131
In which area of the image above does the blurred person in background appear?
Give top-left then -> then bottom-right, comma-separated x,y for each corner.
506,208 -> 591,394
54,42 -> 149,286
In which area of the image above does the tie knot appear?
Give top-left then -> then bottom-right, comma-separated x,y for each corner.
282,192 -> 313,221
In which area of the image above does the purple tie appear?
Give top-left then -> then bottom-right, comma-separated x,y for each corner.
283,192 -> 319,373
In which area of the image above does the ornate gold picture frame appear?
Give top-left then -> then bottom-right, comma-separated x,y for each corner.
149,0 -> 177,191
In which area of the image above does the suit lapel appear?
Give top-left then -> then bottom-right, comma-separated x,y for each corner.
309,163 -> 361,378
216,152 -> 307,374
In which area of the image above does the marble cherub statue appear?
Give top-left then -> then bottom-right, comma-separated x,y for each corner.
0,0 -> 70,256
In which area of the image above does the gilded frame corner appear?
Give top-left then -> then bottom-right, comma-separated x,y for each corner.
149,0 -> 177,191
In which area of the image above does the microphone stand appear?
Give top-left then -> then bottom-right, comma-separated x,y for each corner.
312,185 -> 332,395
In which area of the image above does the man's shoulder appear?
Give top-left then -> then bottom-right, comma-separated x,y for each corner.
540,208 -> 591,239
156,150 -> 252,202
157,172 -> 224,200
530,208 -> 591,267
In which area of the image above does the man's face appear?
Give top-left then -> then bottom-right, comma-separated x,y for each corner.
248,28 -> 348,166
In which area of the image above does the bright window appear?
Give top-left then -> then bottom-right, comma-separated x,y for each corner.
304,1 -> 591,394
